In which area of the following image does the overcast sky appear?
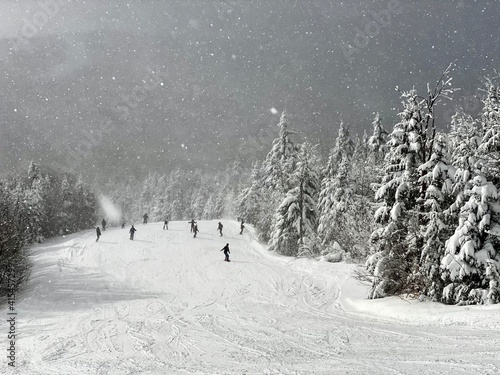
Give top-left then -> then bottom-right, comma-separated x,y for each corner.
1,0 -> 499,179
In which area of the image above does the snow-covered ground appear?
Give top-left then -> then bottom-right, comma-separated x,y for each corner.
6,220 -> 500,374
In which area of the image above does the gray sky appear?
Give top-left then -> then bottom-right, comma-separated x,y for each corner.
1,0 -> 499,178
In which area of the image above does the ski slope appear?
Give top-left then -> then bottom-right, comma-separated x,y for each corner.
6,220 -> 500,374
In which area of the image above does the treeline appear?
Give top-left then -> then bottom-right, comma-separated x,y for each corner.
0,163 -> 97,297
238,69 -> 500,305
101,165 -> 248,225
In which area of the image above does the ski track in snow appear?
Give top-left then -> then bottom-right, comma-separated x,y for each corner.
5,220 -> 500,375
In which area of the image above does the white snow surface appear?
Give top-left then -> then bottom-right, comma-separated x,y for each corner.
7,220 -> 500,374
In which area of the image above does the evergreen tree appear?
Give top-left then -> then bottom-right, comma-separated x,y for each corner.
477,79 -> 500,184
192,189 -> 206,219
416,134 -> 455,299
202,195 -> 216,219
367,112 -> 387,162
58,176 -> 74,234
367,66 -> 456,298
441,175 -> 500,304
317,123 -> 355,248
368,89 -> 425,298
262,111 -> 299,194
447,113 -> 482,225
0,188 -> 31,298
317,155 -> 352,248
213,190 -> 225,219
324,122 -> 355,180
238,163 -> 264,225
23,177 -> 46,243
248,111 -> 301,241
269,143 -> 320,256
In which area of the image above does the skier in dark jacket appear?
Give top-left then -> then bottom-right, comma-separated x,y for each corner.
129,225 -> 137,240
217,222 -> 223,236
188,219 -> 197,232
163,219 -> 169,230
221,243 -> 230,262
96,226 -> 101,242
101,219 -> 107,231
239,220 -> 245,235
193,224 -> 199,238
143,213 -> 149,225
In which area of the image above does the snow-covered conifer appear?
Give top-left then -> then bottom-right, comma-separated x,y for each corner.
368,89 -> 426,298
416,134 -> 455,298
317,123 -> 355,246
441,175 -> 500,304
262,111 -> 299,194
477,79 -> 500,183
368,112 -> 387,161
269,143 -> 320,256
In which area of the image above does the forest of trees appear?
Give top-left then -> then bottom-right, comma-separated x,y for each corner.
238,71 -> 500,306
0,163 -> 97,298
99,163 -> 248,226
2,69 -> 499,308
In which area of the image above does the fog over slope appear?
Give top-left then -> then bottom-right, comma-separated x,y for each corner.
1,0 -> 499,178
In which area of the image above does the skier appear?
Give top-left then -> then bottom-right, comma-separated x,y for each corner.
217,222 -> 223,236
188,219 -> 197,232
240,220 -> 245,235
121,220 -> 125,229
143,213 -> 149,225
101,218 -> 107,231
193,224 -> 199,238
96,226 -> 101,242
221,243 -> 230,262
163,219 -> 169,230
129,225 -> 137,240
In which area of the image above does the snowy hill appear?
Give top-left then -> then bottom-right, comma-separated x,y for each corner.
6,220 -> 500,374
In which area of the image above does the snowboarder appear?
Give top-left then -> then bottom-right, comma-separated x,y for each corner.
163,219 -> 169,230
143,213 -> 149,225
129,225 -> 137,240
217,222 -> 223,236
221,243 -> 230,262
188,219 -> 197,232
193,224 -> 199,238
96,226 -> 101,242
240,220 -> 245,235
101,219 -> 107,231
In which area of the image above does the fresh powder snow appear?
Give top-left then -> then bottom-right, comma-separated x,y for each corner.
6,220 -> 500,374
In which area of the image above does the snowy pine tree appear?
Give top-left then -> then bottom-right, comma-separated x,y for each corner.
269,143 -> 320,256
416,134 -> 455,299
477,79 -> 500,184
317,123 -> 355,248
262,111 -> 299,195
0,187 -> 31,296
441,175 -> 500,304
368,89 -> 426,298
367,112 -> 387,162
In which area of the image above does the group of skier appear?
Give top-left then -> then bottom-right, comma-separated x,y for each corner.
95,215 -> 145,241
95,216 -> 245,262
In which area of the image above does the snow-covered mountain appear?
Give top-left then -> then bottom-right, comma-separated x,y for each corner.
8,220 -> 500,374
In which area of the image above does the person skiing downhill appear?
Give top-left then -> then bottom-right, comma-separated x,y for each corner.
193,224 -> 199,238
143,213 -> 149,225
221,243 -> 230,262
217,222 -> 223,236
101,219 -> 106,231
129,225 -> 137,240
188,219 -> 197,232
96,226 -> 101,242
163,219 -> 169,230
240,220 -> 245,235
